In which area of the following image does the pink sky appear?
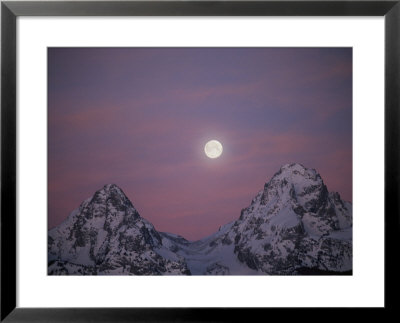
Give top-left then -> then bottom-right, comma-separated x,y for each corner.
48,48 -> 352,240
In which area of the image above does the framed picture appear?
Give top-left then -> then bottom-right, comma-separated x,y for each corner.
1,0 -> 398,321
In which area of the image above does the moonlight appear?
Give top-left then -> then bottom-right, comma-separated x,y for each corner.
204,140 -> 223,159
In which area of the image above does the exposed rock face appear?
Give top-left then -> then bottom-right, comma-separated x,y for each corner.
199,163 -> 352,274
48,184 -> 190,275
48,164 -> 352,275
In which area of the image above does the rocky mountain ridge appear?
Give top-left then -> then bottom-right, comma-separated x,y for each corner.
48,163 -> 352,275
48,184 -> 190,275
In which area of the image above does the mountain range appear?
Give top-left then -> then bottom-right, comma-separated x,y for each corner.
48,163 -> 352,275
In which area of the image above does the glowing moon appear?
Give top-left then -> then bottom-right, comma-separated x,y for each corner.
204,140 -> 223,159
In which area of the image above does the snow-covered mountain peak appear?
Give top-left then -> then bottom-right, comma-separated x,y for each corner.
269,163 -> 323,192
74,183 -> 139,224
260,163 -> 327,212
48,184 -> 191,275
102,183 -> 125,194
277,163 -> 320,182
280,162 -> 310,172
90,183 -> 133,207
217,163 -> 353,274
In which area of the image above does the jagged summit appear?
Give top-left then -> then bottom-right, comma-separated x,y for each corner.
100,183 -> 132,197
260,163 -> 329,215
279,162 -> 313,173
101,183 -> 124,194
48,183 -> 190,275
90,183 -> 133,208
71,183 -> 140,227
221,163 -> 353,274
271,163 -> 323,189
266,163 -> 324,193
280,162 -> 313,171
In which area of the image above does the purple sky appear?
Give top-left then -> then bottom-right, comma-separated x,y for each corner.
48,48 -> 352,241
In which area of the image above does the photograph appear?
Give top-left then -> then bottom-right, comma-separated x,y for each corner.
2,0 -> 397,320
47,47 -> 353,276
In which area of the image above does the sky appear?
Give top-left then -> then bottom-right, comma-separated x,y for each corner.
48,47 -> 352,241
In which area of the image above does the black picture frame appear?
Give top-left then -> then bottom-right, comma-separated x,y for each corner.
1,0 -> 399,321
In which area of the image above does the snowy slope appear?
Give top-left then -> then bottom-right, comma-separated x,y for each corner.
48,184 -> 190,275
188,163 -> 353,274
160,222 -> 261,275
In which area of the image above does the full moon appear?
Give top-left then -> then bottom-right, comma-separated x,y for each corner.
204,140 -> 223,159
